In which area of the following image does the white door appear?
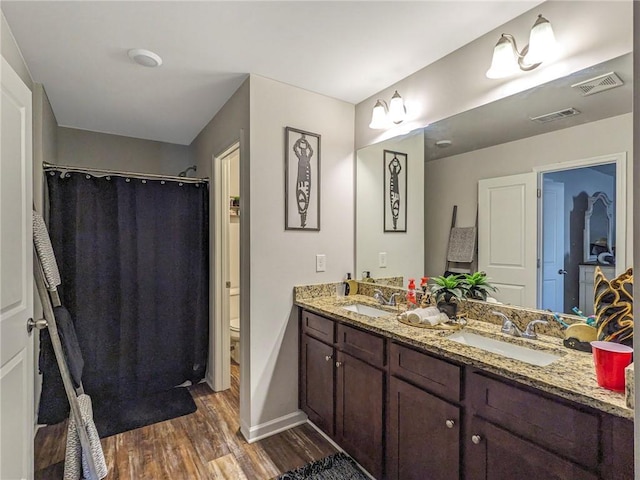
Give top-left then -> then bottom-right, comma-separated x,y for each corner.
478,172 -> 537,308
0,57 -> 35,480
541,179 -> 565,312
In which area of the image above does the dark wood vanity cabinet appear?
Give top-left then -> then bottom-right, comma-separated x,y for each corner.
299,311 -> 385,479
465,417 -> 599,480
299,309 -> 634,480
300,333 -> 335,436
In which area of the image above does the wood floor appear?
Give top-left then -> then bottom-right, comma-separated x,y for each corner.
35,364 -> 337,479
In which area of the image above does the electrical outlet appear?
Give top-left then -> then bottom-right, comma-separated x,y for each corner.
316,254 -> 326,272
379,252 -> 387,268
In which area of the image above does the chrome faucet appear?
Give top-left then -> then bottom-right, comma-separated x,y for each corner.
374,289 -> 399,306
522,319 -> 548,340
492,311 -> 523,337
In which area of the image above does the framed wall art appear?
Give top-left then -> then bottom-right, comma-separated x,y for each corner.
383,149 -> 407,232
285,127 -> 321,231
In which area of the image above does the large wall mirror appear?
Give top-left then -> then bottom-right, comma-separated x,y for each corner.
355,52 -> 631,314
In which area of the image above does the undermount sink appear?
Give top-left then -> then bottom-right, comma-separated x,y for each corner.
447,331 -> 562,367
341,303 -> 392,318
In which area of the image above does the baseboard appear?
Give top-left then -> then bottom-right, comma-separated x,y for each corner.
241,410 -> 308,443
306,420 -> 376,480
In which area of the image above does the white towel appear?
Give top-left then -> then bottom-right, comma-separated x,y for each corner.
405,308 -> 447,326
64,394 -> 108,480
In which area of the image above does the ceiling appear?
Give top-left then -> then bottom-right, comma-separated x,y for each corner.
2,1 -> 541,145
424,53 -> 632,161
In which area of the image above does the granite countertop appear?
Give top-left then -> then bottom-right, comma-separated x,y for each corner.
295,293 -> 633,420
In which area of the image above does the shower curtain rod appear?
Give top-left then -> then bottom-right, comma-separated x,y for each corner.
43,162 -> 209,184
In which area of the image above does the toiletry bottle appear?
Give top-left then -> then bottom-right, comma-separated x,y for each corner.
407,278 -> 417,307
362,271 -> 374,283
343,273 -> 352,296
420,277 -> 429,306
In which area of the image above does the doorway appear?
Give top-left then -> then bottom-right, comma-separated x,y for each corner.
538,154 -> 625,315
212,143 -> 241,392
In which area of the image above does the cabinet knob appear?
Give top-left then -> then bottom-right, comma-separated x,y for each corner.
445,419 -> 455,429
325,355 -> 332,362
471,435 -> 482,445
335,361 -> 343,368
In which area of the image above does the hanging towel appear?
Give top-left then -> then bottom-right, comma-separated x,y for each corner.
38,306 -> 85,424
64,394 -> 108,480
446,227 -> 477,263
33,211 -> 62,289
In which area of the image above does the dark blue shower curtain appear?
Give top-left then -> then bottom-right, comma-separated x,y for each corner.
46,171 -> 209,404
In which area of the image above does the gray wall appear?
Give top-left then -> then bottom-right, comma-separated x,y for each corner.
1,12 -> 32,90
190,77 -> 251,428
56,127 -> 194,176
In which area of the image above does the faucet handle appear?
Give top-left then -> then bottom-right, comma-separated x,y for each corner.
492,311 -> 511,330
523,319 -> 548,339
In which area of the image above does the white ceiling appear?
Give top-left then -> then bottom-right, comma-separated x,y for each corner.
2,1 -> 540,145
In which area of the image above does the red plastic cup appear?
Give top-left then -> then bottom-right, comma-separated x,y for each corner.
590,341 -> 633,391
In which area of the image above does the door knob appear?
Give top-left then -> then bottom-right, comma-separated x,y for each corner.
335,361 -> 343,368
325,355 -> 332,362
445,419 -> 455,429
27,317 -> 47,334
558,269 -> 567,275
471,435 -> 482,445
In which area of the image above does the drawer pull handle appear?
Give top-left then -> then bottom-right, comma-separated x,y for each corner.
335,361 -> 343,368
471,435 -> 482,445
325,355 -> 332,362
445,419 -> 455,429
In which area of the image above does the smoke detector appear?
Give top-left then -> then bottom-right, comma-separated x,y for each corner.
530,108 -> 581,124
571,72 -> 623,96
128,49 -> 163,68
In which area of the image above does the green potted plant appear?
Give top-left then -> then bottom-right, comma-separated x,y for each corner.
460,271 -> 497,301
430,274 -> 464,318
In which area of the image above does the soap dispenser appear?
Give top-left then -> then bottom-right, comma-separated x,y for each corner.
407,278 -> 417,307
343,273 -> 352,296
362,271 -> 374,283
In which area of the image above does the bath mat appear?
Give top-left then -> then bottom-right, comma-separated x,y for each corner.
93,387 -> 196,438
276,452 -> 369,480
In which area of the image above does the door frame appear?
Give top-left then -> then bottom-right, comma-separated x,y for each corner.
534,152 -> 627,308
210,142 -> 240,392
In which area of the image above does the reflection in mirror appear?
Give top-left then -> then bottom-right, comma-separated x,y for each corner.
584,192 -> 614,263
356,131 -> 423,287
355,53 -> 631,315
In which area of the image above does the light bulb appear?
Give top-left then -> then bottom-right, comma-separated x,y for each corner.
526,15 -> 556,65
388,91 -> 406,124
486,35 -> 518,79
369,100 -> 388,129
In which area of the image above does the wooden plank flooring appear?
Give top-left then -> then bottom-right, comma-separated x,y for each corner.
35,364 -> 337,479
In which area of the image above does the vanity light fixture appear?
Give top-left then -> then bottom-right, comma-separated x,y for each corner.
486,14 -> 556,79
369,90 -> 407,129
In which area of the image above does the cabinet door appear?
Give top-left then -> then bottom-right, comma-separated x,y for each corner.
300,334 -> 335,436
388,377 -> 460,480
466,418 -> 599,480
336,351 -> 384,479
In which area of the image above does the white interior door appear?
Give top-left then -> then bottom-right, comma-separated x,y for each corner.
1,56 -> 34,480
478,172 -> 537,308
541,179 -> 565,312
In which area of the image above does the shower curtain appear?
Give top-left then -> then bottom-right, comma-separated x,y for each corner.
46,171 -> 209,405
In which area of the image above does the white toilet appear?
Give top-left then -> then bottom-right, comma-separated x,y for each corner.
230,316 -> 240,364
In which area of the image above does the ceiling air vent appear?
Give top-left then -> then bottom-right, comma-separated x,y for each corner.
530,108 -> 581,124
571,72 -> 624,96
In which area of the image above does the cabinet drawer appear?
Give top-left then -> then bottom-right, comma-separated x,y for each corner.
301,310 -> 334,344
390,342 -> 461,402
467,371 -> 599,470
336,323 -> 385,367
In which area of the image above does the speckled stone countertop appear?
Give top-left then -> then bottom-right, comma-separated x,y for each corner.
294,293 -> 633,420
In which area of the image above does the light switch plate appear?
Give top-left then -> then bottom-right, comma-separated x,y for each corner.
316,254 -> 326,272
379,252 -> 387,268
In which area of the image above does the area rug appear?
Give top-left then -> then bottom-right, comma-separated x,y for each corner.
93,387 -> 196,438
276,452 -> 369,480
